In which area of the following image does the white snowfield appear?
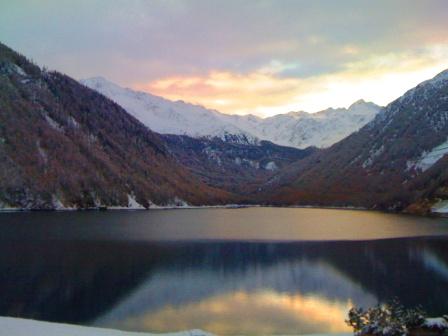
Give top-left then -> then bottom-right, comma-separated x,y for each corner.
0,317 -> 213,336
0,317 -> 353,336
408,138 -> 448,172
431,200 -> 448,214
423,317 -> 448,329
81,77 -> 380,149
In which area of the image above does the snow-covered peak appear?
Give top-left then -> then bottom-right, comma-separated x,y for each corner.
349,99 -> 369,109
429,69 -> 448,85
233,100 -> 381,148
81,77 -> 381,149
80,77 -> 259,145
393,68 -> 448,108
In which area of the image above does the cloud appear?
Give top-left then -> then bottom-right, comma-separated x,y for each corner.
135,44 -> 448,116
1,0 -> 448,115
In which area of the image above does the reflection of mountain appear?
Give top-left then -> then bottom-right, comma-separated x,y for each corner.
0,239 -> 447,334
94,255 -> 376,333
315,239 -> 448,314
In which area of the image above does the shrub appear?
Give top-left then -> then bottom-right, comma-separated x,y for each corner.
346,300 -> 426,336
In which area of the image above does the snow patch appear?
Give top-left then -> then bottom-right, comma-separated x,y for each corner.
36,141 -> 48,165
203,147 -> 222,166
44,114 -> 63,132
243,158 -> 260,169
0,200 -> 19,211
431,200 -> 448,214
67,116 -> 80,129
172,197 -> 189,207
12,64 -> 27,76
423,317 -> 448,330
0,316 -> 213,336
408,138 -> 448,172
107,194 -> 146,210
127,194 -> 145,209
52,195 -> 65,210
362,145 -> 384,169
51,195 -> 77,210
265,161 -> 278,171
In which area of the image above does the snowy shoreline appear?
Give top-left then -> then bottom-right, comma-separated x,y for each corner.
0,204 -> 374,213
1,203 -> 447,218
0,317 -> 213,336
0,316 -> 354,336
0,203 -> 255,212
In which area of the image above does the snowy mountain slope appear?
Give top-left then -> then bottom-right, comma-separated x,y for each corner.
81,77 -> 258,145
262,69 -> 448,212
81,77 -> 381,149
225,99 -> 380,148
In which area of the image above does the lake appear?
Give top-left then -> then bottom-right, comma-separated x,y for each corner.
1,207 -> 448,335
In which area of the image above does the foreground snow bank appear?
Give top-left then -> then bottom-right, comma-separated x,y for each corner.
423,317 -> 448,329
431,200 -> 448,214
0,317 -> 213,336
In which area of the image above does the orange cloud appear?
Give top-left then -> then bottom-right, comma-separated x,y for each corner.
133,44 -> 448,116
135,70 -> 314,116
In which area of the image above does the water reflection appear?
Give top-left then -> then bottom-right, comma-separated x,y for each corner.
1,209 -> 448,334
1,238 -> 448,335
112,291 -> 352,335
94,255 -> 374,334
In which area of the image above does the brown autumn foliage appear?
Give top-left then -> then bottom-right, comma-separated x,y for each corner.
1,40 -> 448,212
0,42 -> 234,208
259,69 -> 448,211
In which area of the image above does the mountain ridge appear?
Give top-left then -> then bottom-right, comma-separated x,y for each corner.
261,68 -> 448,213
81,77 -> 381,149
0,42 -> 235,209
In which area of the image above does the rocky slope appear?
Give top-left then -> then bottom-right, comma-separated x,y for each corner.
81,77 -> 381,149
263,69 -> 448,213
163,135 -> 316,196
0,42 -> 233,209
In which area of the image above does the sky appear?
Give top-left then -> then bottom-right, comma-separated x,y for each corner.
1,0 -> 448,117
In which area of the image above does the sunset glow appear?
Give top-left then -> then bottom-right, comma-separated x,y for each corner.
137,46 -> 448,116
2,1 -> 448,116
114,290 -> 353,335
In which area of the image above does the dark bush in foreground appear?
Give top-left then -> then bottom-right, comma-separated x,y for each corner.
346,301 -> 433,336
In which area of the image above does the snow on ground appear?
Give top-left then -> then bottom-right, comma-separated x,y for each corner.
80,77 -> 256,145
0,317 -> 353,336
265,161 -> 278,171
0,317 -> 213,336
81,77 -> 380,149
431,200 -> 448,214
408,138 -> 448,172
423,317 -> 448,329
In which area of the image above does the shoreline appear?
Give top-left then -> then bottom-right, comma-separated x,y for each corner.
0,203 -> 446,217
0,316 -> 353,336
0,316 -> 213,336
1,202 -> 447,219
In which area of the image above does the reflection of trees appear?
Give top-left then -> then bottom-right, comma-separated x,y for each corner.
0,238 -> 447,327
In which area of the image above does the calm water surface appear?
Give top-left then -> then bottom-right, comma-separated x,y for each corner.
1,208 -> 448,335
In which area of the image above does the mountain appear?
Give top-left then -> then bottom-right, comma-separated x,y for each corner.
223,99 -> 381,148
0,42 -> 233,209
81,77 -> 381,149
163,135 -> 316,196
263,69 -> 448,213
4,41 -> 447,213
80,77 -> 258,145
